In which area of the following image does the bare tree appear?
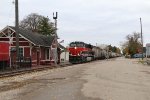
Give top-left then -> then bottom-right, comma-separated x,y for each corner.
126,32 -> 140,43
122,32 -> 142,56
20,13 -> 44,32
20,13 -> 55,35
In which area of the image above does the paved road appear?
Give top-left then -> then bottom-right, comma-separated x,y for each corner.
0,57 -> 150,100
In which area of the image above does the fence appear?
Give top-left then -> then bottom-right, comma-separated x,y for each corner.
0,56 -> 32,72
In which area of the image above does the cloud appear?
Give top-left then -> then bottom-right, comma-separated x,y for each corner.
0,0 -> 150,47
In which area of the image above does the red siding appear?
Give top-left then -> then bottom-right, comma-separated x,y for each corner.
31,48 -> 37,61
11,42 -> 29,46
24,47 -> 30,57
40,47 -> 45,60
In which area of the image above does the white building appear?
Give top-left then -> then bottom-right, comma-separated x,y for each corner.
146,43 -> 150,58
60,51 -> 69,63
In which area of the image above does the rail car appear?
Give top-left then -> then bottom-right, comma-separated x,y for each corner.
92,46 -> 102,60
68,41 -> 94,63
0,42 -> 10,69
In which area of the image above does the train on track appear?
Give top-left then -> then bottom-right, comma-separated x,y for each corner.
68,41 -> 121,64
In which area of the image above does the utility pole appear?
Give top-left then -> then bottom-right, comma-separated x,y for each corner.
140,18 -> 143,60
15,0 -> 20,65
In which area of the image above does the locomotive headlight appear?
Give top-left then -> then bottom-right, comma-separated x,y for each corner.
75,47 -> 77,49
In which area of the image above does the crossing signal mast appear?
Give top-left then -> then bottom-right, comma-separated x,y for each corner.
53,12 -> 58,38
53,12 -> 59,64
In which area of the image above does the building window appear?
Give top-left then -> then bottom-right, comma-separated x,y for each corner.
19,48 -> 24,57
46,48 -> 50,60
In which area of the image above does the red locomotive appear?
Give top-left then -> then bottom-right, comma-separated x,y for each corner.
68,41 -> 94,63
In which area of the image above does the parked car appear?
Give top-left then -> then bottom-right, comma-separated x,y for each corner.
133,53 -> 145,58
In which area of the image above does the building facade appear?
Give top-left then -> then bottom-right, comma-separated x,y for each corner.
0,26 -> 60,68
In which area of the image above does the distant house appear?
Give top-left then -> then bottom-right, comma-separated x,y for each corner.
0,26 -> 60,67
146,43 -> 150,58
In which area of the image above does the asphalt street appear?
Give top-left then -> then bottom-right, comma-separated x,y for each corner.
0,57 -> 150,100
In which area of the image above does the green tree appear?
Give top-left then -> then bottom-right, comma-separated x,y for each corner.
107,45 -> 113,51
112,46 -> 117,52
38,17 -> 55,35
122,47 -> 129,55
116,48 -> 121,54
107,45 -> 121,54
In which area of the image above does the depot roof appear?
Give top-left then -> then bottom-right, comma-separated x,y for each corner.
9,26 -> 55,47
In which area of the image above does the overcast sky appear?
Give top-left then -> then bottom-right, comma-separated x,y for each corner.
0,0 -> 150,47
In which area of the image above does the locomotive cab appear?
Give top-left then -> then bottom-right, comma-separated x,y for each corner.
68,41 -> 94,63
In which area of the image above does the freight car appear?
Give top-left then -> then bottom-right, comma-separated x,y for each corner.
92,46 -> 101,60
0,42 -> 10,69
68,41 -> 94,63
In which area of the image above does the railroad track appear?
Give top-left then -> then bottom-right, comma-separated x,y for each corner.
0,67 -> 54,78
0,63 -> 72,78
